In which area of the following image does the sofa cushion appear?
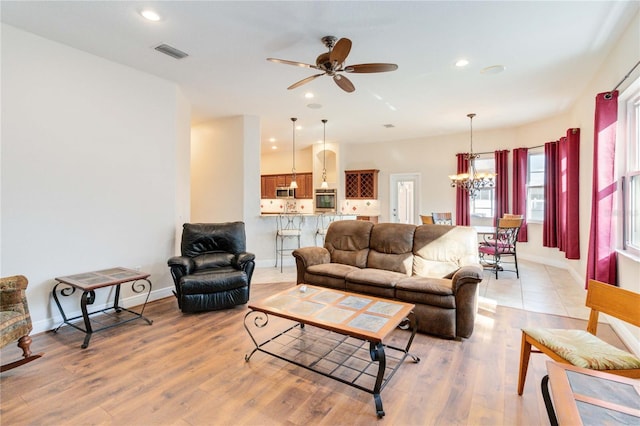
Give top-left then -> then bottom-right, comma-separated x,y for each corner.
345,268 -> 407,299
396,276 -> 455,309
412,225 -> 479,278
325,220 -> 374,268
367,223 -> 415,275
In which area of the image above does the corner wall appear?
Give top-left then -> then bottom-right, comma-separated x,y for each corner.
0,24 -> 191,333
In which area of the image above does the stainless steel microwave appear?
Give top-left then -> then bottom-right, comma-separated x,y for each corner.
275,187 -> 295,198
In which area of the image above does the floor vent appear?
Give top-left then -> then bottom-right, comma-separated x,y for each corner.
154,44 -> 189,59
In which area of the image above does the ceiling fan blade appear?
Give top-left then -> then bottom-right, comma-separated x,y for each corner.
330,38 -> 352,67
344,63 -> 398,73
333,74 -> 355,93
287,73 -> 325,90
267,58 -> 319,70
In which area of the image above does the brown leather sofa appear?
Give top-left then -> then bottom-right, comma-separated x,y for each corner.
292,221 -> 483,339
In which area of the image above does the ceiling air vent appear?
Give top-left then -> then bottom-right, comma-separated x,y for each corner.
154,44 -> 189,59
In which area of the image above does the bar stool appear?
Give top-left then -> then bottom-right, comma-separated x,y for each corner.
315,213 -> 336,246
275,213 -> 303,272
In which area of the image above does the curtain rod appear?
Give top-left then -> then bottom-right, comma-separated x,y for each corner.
605,59 -> 640,99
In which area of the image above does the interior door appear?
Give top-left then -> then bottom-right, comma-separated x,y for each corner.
390,173 -> 420,224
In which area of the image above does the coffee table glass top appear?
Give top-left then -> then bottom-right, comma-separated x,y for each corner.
248,285 -> 414,342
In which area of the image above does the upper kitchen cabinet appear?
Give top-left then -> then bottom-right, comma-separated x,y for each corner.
260,172 -> 312,199
345,169 -> 379,199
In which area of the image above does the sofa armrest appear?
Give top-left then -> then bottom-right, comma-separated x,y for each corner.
292,247 -> 330,284
450,264 -> 483,293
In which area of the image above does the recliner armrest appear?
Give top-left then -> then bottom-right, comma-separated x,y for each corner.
234,252 -> 256,269
168,256 -> 195,276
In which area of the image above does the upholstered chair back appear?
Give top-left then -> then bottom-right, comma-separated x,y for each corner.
324,220 -> 374,268
367,223 -> 416,275
413,225 -> 479,278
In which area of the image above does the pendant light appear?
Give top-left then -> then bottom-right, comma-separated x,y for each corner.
321,119 -> 329,189
289,117 -> 298,189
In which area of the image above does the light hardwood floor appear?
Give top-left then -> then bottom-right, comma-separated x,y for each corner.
0,261 -> 624,425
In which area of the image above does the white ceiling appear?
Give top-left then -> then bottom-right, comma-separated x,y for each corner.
1,1 -> 638,151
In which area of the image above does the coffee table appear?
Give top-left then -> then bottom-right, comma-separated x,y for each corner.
244,284 -> 419,418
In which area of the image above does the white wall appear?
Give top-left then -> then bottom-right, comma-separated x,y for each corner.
1,24 -> 191,333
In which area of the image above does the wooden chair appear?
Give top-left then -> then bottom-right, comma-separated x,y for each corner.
503,213 -> 523,219
431,212 -> 452,225
478,217 -> 522,278
517,279 -> 640,395
420,214 -> 434,224
1,275 -> 43,372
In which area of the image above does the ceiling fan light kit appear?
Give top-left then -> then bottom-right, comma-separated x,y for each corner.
267,35 -> 398,93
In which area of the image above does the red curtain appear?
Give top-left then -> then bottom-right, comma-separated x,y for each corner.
512,148 -> 528,241
494,150 -> 510,225
543,142 -> 558,247
586,92 -> 618,286
543,129 -> 580,259
455,153 -> 470,226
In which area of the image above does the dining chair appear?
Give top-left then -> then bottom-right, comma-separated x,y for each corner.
517,279 -> 640,395
420,214 -> 434,224
478,217 -> 522,278
431,212 -> 453,225
503,213 -> 523,219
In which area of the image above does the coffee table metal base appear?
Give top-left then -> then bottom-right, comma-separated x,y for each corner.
244,310 -> 419,418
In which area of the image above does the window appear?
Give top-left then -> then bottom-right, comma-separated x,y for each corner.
619,78 -> 640,255
471,157 -> 495,218
527,152 -> 545,222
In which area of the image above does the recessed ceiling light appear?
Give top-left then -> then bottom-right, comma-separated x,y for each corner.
269,137 -> 276,143
140,10 -> 161,21
304,92 -> 314,99
481,65 -> 506,74
296,125 -> 302,130
455,59 -> 469,67
271,146 -> 277,150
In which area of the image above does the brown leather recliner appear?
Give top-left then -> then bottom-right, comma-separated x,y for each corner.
168,222 -> 255,313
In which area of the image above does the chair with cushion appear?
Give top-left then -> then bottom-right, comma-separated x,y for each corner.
478,217 -> 522,278
168,222 -> 255,313
315,213 -> 336,247
1,275 -> 43,372
432,212 -> 453,225
517,279 -> 640,395
420,214 -> 434,224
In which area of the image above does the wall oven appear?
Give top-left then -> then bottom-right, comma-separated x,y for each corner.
275,187 -> 295,199
314,189 -> 337,213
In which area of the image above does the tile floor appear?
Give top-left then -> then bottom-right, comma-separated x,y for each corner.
252,258 -> 591,320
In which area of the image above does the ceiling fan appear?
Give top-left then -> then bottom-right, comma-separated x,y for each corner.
267,36 -> 398,93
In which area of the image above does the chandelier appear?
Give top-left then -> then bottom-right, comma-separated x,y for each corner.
449,113 -> 496,198
289,117 -> 298,189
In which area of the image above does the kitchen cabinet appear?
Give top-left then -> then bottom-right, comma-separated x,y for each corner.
261,172 -> 313,199
345,169 -> 379,199
261,175 -> 278,199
